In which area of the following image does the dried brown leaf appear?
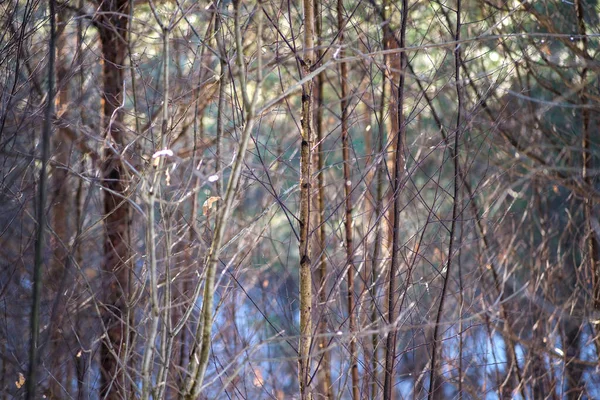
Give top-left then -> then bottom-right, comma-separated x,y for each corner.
15,372 -> 25,389
202,196 -> 221,216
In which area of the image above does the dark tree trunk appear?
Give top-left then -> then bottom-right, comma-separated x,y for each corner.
564,323 -> 584,400
98,1 -> 131,398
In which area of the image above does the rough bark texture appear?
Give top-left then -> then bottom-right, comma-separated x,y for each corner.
299,0 -> 315,397
98,1 -> 131,397
337,1 -> 359,398
314,0 -> 333,393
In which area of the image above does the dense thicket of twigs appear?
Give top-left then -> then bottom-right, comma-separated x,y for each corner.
1,0 -> 599,398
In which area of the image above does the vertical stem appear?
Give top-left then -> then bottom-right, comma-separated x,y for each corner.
457,188 -> 464,400
75,12 -> 88,397
141,25 -> 169,400
370,5 -> 388,396
337,1 -> 359,398
1,342 -> 6,400
26,0 -> 54,397
48,7 -> 72,397
127,0 -> 140,137
299,0 -> 315,397
428,1 -> 461,397
215,9 -> 227,201
314,0 -> 333,396
99,0 -> 131,396
155,206 -> 174,400
383,0 -> 408,398
123,3 -> 138,392
141,178 -> 159,399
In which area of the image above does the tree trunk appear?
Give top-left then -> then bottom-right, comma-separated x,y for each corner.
383,0 -> 408,398
299,0 -> 315,397
47,9 -> 76,397
337,1 -> 359,397
98,1 -> 131,397
564,323 -> 584,400
313,0 -> 333,394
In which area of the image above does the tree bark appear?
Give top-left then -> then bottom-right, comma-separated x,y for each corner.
299,0 -> 315,397
337,1 -> 359,398
383,0 -> 408,398
98,1 -> 131,397
313,0 -> 333,395
47,9 -> 73,398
